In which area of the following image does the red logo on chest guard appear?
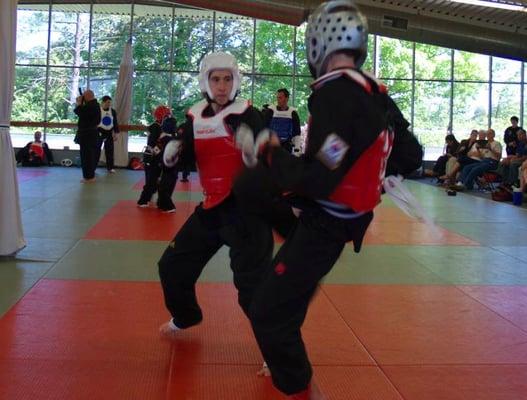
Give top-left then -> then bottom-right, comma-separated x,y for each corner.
274,262 -> 286,276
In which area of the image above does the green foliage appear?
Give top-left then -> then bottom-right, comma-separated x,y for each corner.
13,7 -> 525,148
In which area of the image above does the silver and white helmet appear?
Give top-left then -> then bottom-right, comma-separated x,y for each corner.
198,52 -> 241,101
305,0 -> 368,78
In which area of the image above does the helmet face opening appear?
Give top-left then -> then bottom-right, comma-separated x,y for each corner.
198,52 -> 241,101
306,0 -> 368,78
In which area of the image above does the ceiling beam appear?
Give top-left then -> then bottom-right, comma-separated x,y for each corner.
166,0 -> 320,25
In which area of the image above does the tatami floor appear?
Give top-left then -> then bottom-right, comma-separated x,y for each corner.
1,166 -> 527,400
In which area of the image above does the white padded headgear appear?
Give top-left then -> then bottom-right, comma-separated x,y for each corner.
306,0 -> 368,78
198,52 -> 241,101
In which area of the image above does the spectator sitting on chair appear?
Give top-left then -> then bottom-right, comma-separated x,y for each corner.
454,128 -> 502,191
424,133 -> 459,182
16,131 -> 54,166
441,129 -> 478,184
495,129 -> 527,189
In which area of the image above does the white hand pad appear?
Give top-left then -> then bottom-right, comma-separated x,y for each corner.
383,175 -> 435,227
236,124 -> 271,168
163,140 -> 182,168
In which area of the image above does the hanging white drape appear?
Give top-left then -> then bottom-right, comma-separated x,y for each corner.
113,40 -> 134,167
0,0 -> 26,256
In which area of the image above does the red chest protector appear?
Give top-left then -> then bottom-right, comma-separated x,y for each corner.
188,99 -> 250,209
30,142 -> 45,160
312,69 -> 394,212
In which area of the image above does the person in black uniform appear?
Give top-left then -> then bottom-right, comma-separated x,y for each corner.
157,52 -> 275,338
137,106 -> 178,212
74,89 -> 101,183
504,116 -> 523,156
96,95 -> 119,173
237,2 -> 423,399
262,88 -> 301,154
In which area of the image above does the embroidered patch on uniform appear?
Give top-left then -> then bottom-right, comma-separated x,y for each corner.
274,262 -> 286,276
316,133 -> 349,170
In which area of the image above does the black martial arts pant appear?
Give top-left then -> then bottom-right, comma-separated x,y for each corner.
158,198 -> 274,327
96,128 -> 115,170
78,131 -> 98,179
138,161 -> 177,210
249,208 -> 373,395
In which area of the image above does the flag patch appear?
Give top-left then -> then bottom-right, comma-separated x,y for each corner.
316,133 -> 349,170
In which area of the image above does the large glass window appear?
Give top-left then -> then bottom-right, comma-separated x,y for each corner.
491,83 -> 522,134
133,5 -> 172,70
254,20 -> 294,75
89,68 -> 118,104
415,43 -> 451,80
47,67 -> 89,123
384,79 -> 412,120
453,82 -> 489,135
132,71 -> 171,124
492,56 -> 522,83
16,9 -> 49,65
214,17 -> 254,72
12,66 -> 48,122
414,81 -> 451,149
293,77 -> 312,125
173,18 -> 213,71
294,23 -> 309,76
12,3 -> 526,158
378,37 -> 413,79
90,5 -> 131,69
454,50 -> 489,81
171,73 -> 201,121
50,7 -> 90,67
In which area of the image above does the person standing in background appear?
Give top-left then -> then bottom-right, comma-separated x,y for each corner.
504,116 -> 523,156
262,88 -> 301,154
96,95 -> 119,173
137,105 -> 172,207
74,89 -> 100,183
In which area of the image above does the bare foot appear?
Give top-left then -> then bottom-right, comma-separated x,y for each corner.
159,320 -> 180,340
256,362 -> 271,377
80,178 -> 96,183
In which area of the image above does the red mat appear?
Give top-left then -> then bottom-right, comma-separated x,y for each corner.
0,279 -> 391,400
383,365 -> 527,400
3,279 -> 527,399
84,200 -> 198,241
322,285 -> 527,365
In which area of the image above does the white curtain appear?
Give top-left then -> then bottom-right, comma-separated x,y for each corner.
0,0 -> 26,255
113,40 -> 134,167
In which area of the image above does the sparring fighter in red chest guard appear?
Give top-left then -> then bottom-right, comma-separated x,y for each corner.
157,52 -> 275,340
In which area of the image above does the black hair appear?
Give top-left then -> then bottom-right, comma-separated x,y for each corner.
511,116 -> 519,122
101,95 -> 112,102
277,88 -> 290,98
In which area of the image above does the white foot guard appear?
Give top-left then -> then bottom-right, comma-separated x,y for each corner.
257,361 -> 271,377
159,319 -> 181,340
